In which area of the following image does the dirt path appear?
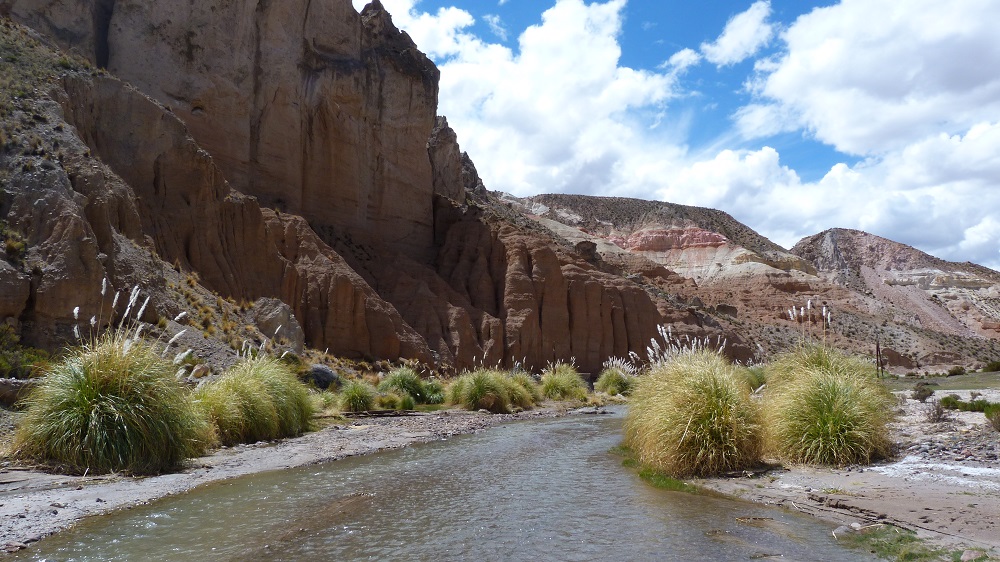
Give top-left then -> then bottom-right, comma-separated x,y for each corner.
695,389 -> 1000,557
0,408 -> 571,553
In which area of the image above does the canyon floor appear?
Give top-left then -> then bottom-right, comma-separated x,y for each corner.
1,389 -> 999,559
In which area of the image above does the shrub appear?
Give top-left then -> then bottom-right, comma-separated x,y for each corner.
339,381 -> 376,413
765,347 -> 894,466
540,362 -> 587,401
947,366 -> 967,377
594,368 -> 634,396
11,332 -> 213,474
911,382 -> 934,403
986,405 -> 1000,432
378,367 -> 426,403
624,351 -> 763,477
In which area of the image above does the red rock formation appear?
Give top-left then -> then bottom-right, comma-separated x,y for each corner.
615,228 -> 729,252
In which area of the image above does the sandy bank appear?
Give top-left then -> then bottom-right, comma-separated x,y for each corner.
1,407 -> 576,552
694,389 -> 1000,557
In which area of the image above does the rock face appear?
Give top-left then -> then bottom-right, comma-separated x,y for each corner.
11,0 -> 440,261
1,12 -> 726,374
793,229 -> 1000,342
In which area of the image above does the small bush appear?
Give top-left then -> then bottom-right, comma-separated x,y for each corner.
339,381 -> 376,413
986,405 -> 1000,432
765,347 -> 893,466
378,367 -> 426,403
947,366 -> 966,377
594,368 -> 634,396
911,382 -> 934,403
540,362 -> 587,401
12,332 -> 213,474
624,351 -> 763,478
925,401 -> 949,423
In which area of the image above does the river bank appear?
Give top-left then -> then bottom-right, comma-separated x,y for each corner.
1,406 -> 577,553
694,389 -> 1000,559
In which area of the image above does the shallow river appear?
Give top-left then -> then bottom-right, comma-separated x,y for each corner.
20,409 -> 872,561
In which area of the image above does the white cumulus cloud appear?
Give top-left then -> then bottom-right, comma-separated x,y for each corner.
352,0 -> 1000,269
700,1 -> 774,66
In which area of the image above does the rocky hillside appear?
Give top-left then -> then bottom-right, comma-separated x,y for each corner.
510,195 -> 1000,371
0,2 -> 745,376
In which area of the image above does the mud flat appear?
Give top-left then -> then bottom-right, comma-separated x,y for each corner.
694,389 -> 1000,557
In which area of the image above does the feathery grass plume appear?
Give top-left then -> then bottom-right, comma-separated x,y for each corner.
540,361 -> 587,401
378,367 -> 427,403
764,345 -> 894,466
11,331 -> 214,474
624,350 -> 763,478
339,380 -> 376,413
594,357 -> 637,396
449,369 -> 511,413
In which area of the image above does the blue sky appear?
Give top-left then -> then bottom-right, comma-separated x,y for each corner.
354,0 -> 1000,270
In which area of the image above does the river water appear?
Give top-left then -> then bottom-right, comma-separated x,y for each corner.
20,409 -> 871,561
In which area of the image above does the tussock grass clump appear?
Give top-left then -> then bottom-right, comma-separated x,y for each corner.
195,357 -> 313,445
450,369 -> 511,413
422,379 -> 445,405
339,381 -> 376,413
507,371 -> 543,404
540,362 -> 587,401
378,367 -> 426,403
624,351 -> 763,478
12,332 -> 214,474
594,368 -> 634,396
765,346 -> 893,466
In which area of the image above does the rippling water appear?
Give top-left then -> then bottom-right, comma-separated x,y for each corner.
21,409 -> 871,561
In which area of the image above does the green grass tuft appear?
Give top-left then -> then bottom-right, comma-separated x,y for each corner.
195,357 -> 313,445
624,350 -> 763,478
540,362 -> 588,401
594,367 -> 634,396
765,346 -> 894,466
12,331 -> 214,474
378,367 -> 427,403
339,381 -> 376,413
